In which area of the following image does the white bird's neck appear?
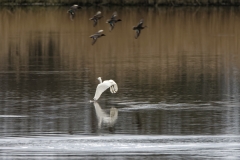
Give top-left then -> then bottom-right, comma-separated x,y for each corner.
98,77 -> 102,83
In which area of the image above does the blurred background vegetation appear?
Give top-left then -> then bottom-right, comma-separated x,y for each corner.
0,0 -> 239,6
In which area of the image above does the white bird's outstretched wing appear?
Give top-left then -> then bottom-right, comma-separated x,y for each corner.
109,80 -> 118,93
94,80 -> 113,100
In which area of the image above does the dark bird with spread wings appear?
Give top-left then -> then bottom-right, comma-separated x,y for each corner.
67,4 -> 81,16
89,30 -> 106,45
133,19 -> 147,39
89,11 -> 103,27
106,12 -> 122,31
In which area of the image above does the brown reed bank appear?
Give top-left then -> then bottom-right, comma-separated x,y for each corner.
0,0 -> 240,6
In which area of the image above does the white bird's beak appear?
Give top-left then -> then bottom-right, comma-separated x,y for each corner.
89,100 -> 96,103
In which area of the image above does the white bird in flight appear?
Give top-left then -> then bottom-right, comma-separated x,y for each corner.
93,77 -> 118,101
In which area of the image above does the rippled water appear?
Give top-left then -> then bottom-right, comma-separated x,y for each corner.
0,6 -> 240,159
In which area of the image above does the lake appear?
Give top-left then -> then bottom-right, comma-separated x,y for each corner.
0,6 -> 240,159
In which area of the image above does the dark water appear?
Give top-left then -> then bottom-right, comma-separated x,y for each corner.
0,6 -> 240,159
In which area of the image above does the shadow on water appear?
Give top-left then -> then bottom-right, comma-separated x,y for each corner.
0,6 -> 240,158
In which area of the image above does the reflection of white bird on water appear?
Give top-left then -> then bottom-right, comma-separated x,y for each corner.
93,102 -> 118,128
93,77 -> 118,101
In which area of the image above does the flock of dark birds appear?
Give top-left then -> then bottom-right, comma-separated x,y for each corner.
67,4 -> 147,100
67,4 -> 147,45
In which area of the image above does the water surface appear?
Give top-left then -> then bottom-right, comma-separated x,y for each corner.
0,6 -> 240,159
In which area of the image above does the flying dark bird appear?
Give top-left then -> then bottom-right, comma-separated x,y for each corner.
89,11 -> 103,27
106,12 -> 122,31
89,30 -> 106,45
67,4 -> 81,16
133,19 -> 147,39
